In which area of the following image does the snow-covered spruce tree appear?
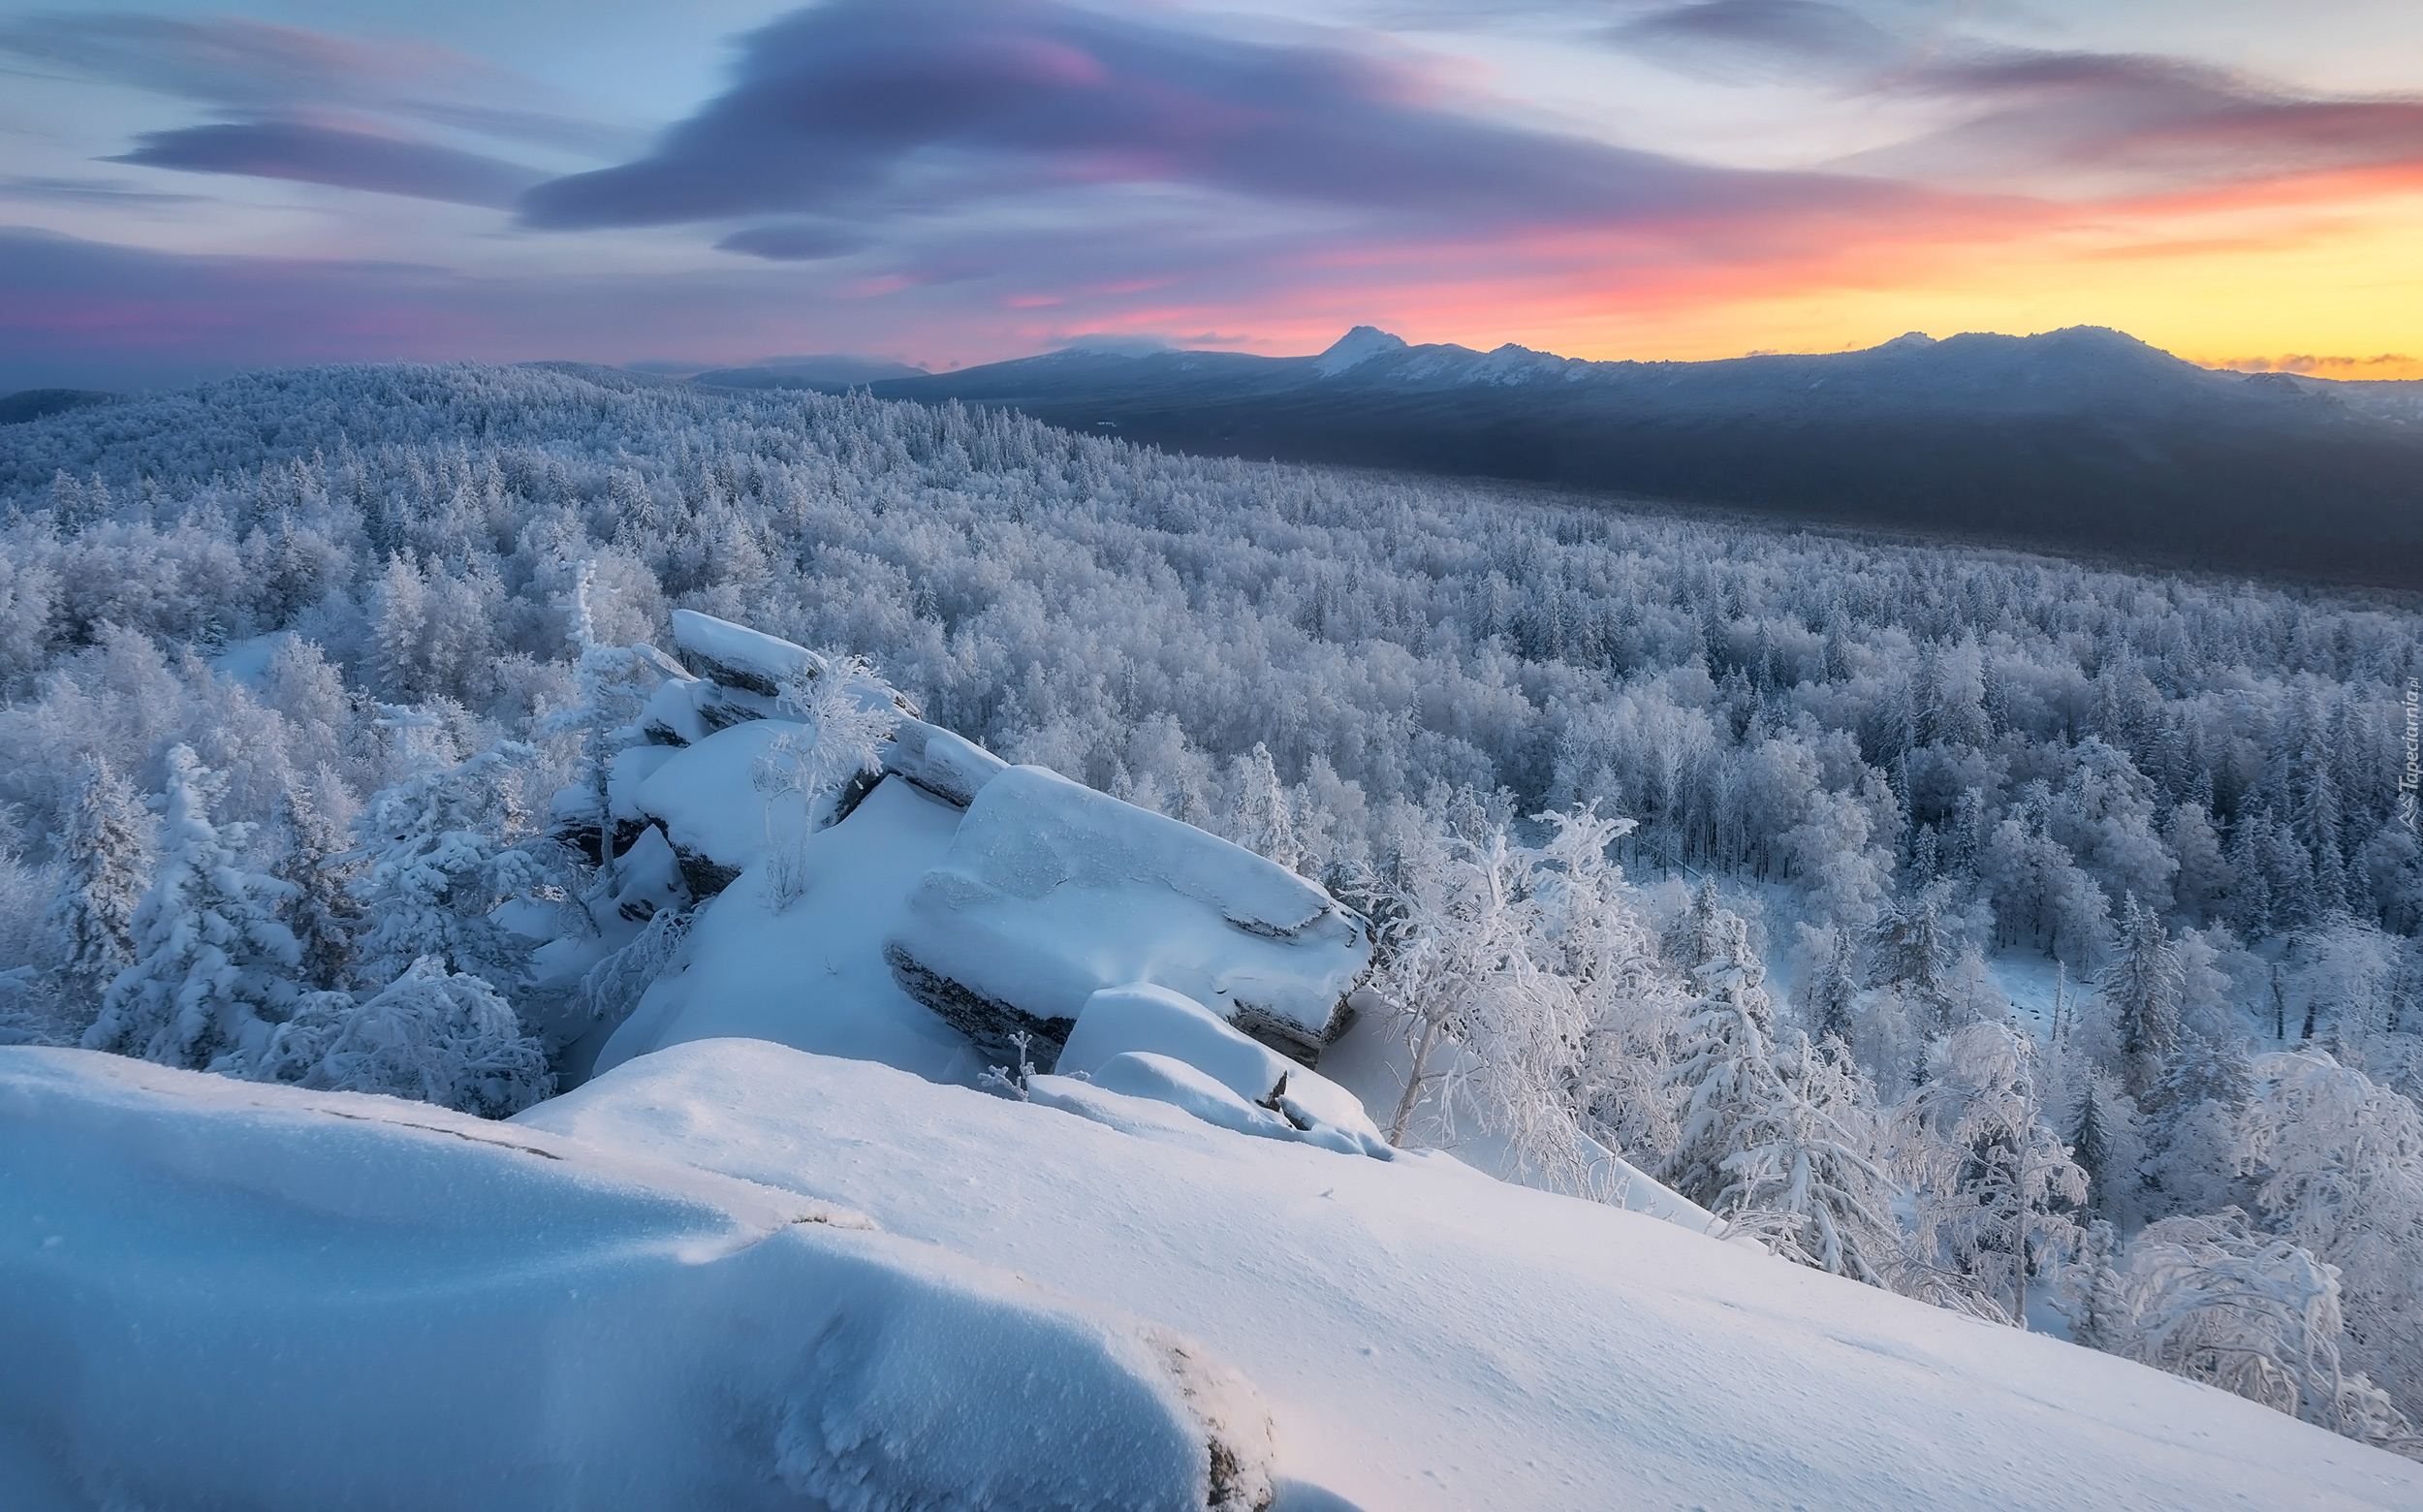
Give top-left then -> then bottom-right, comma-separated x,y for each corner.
43,755 -> 151,1011
1895,1022 -> 2087,1325
2065,1211 -> 2419,1456
1225,741 -> 1307,875
1868,882 -> 1956,1038
258,956 -> 551,1118
2066,1065 -> 2125,1219
349,738 -> 547,992
2102,894 -> 2186,1097
751,656 -> 901,910
272,772 -> 362,992
1659,908 -> 1789,1208
1794,924 -> 1862,1054
81,744 -> 305,1072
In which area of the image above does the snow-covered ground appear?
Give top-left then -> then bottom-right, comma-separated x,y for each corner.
530,1040 -> 2415,1512
11,1037 -> 2419,1510
0,1047 -> 1274,1512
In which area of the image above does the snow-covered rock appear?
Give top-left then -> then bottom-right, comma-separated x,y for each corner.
595,774 -> 981,1083
599,822 -> 690,924
670,609 -> 919,718
880,716 -> 1009,809
635,669 -> 772,745
884,767 -> 1369,1061
628,719 -> 793,892
0,1046 -> 1277,1512
669,608 -> 828,698
1055,983 -> 1387,1155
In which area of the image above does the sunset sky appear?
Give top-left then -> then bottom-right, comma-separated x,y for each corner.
3,0 -> 2420,389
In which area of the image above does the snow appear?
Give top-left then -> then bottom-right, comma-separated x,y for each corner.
630,719 -> 795,874
1056,982 -> 1387,1154
1049,1053 -> 1327,1147
669,608 -> 827,697
596,774 -> 981,1083
1312,1005 -> 1723,1233
606,742 -> 677,820
521,1038 -> 2423,1512
887,766 -> 1369,1055
1312,326 -> 1408,377
882,716 -> 1008,808
0,1046 -> 1274,1512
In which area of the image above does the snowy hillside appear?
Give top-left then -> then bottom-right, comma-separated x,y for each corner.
6,1041 -> 2418,1511
4,362 -> 2423,1501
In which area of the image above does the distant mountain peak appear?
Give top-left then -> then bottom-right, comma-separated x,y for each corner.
1315,326 -> 1409,377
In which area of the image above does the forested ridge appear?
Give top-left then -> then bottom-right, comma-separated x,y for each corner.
3,362 -> 2419,1454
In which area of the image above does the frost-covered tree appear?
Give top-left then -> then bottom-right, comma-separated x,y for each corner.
1869,883 -> 1957,1037
1717,1028 -> 1904,1284
258,956 -> 551,1118
43,755 -> 151,1009
2066,1212 -> 2418,1454
272,772 -> 361,992
2066,1066 -> 2125,1218
751,655 -> 902,909
543,558 -> 677,892
1794,925 -> 1862,1052
1354,801 -> 1672,1194
2103,895 -> 2186,1098
1897,1023 -> 2088,1325
1660,908 -> 1787,1208
1225,741 -> 1306,875
81,744 -> 304,1072
2234,1051 -> 2423,1426
350,740 -> 546,992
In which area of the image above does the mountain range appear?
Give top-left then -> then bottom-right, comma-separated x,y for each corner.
701,327 -> 2423,586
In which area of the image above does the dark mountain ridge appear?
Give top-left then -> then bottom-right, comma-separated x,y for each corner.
720,326 -> 2423,586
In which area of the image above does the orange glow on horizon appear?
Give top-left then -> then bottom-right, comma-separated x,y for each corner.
1049,164 -> 2423,383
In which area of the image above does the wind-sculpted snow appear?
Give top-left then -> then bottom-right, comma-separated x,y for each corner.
522,1038 -> 2423,1512
0,1047 -> 1277,1512
1054,982 -> 1389,1156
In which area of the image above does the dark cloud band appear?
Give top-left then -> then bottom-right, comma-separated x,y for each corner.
519,0 -> 1911,236
112,122 -> 544,207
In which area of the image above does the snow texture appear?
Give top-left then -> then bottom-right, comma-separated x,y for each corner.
670,608 -> 828,699
522,1038 -> 2423,1512
887,766 -> 1369,1057
596,774 -> 981,1082
0,1046 -> 1274,1512
1056,983 -> 1389,1156
882,716 -> 1008,809
632,720 -> 799,876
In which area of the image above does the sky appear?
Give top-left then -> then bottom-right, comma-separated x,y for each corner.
2,0 -> 2420,389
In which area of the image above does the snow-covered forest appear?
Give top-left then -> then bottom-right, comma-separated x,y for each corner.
3,362 -> 2420,1457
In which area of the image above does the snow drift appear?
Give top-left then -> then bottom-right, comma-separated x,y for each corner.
525,1037 -> 2423,1512
0,1048 -> 1275,1512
